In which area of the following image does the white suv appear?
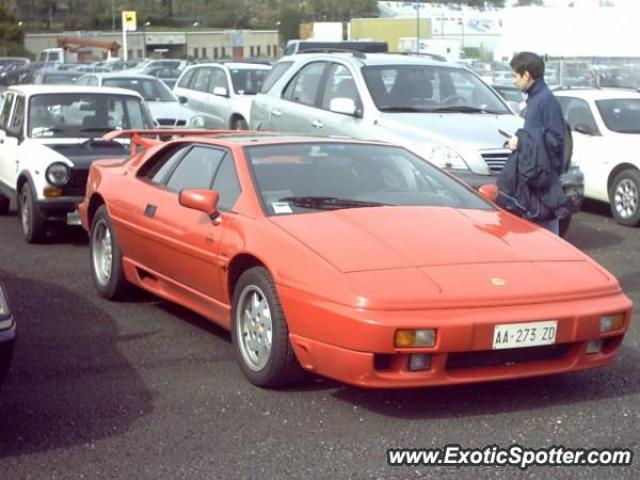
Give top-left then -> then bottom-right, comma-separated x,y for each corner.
555,88 -> 640,226
0,85 -> 154,242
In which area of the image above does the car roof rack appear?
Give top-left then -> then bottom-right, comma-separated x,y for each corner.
102,129 -> 262,155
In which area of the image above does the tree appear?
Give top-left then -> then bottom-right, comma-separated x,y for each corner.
0,3 -> 27,56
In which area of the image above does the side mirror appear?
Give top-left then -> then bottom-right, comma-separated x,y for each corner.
179,189 -> 221,222
329,97 -> 358,116
212,86 -> 228,97
479,184 -> 498,203
573,124 -> 596,135
5,125 -> 23,142
178,95 -> 188,104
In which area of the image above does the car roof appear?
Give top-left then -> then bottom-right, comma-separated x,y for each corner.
87,72 -> 159,81
187,62 -> 271,70
554,88 -> 640,100
281,53 -> 452,68
167,132 -> 391,147
8,84 -> 146,98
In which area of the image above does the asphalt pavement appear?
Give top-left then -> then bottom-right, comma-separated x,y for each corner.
0,201 -> 639,479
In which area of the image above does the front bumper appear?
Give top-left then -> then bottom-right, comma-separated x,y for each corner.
280,286 -> 632,388
36,197 -> 83,223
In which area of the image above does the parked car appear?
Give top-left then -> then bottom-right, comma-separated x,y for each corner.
32,69 -> 82,85
80,131 -> 632,389
0,280 -> 16,386
174,62 -> 272,129
145,66 -> 182,89
0,85 -> 155,243
491,84 -> 526,112
76,73 -> 204,128
251,53 -> 584,235
555,88 -> 640,226
133,59 -> 188,74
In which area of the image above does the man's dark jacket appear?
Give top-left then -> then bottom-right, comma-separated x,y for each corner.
497,80 -> 569,221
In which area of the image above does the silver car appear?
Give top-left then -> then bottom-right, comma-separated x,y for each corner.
251,53 -> 584,234
76,72 -> 205,128
174,62 -> 272,130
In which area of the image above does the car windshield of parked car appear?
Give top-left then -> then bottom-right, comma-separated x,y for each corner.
362,64 -> 510,114
103,77 -> 176,102
42,73 -> 81,84
230,68 -> 270,95
246,142 -> 493,215
595,98 -> 640,133
494,86 -> 525,103
28,93 -> 152,138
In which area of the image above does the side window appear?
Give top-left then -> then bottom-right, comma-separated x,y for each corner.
11,96 -> 25,129
558,97 -> 598,132
282,62 -> 327,106
76,76 -> 89,85
0,92 -> 15,128
192,68 -> 213,93
140,145 -> 191,184
260,61 -> 293,94
177,68 -> 195,89
210,68 -> 229,92
165,146 -> 226,193
211,156 -> 241,210
321,64 -> 360,110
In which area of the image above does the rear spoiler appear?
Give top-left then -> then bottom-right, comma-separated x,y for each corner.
102,129 -> 260,156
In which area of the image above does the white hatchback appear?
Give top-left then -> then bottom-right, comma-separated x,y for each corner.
555,88 -> 640,226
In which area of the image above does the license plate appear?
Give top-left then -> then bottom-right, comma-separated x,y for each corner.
492,320 -> 557,350
67,210 -> 81,226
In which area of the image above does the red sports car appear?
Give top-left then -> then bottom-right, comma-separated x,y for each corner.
79,130 -> 633,389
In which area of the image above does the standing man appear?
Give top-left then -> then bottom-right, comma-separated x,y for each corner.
505,51 -> 567,234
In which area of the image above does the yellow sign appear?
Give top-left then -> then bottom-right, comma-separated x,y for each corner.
122,11 -> 137,32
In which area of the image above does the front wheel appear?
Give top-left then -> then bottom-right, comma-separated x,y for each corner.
232,117 -> 249,130
18,183 -> 47,243
609,169 -> 640,226
231,267 -> 304,388
90,206 -> 129,299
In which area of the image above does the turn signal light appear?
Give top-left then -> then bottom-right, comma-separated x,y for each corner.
43,187 -> 63,198
395,329 -> 436,348
600,313 -> 624,333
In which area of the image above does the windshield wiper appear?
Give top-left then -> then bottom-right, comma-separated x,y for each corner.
31,126 -> 63,135
426,106 -> 505,114
80,127 -> 113,133
378,106 -> 435,113
278,196 -> 388,210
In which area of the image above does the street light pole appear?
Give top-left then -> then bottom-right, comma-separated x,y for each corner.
416,1 -> 420,55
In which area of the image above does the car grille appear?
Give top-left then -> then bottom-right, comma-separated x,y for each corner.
157,118 -> 187,127
61,168 -> 89,197
446,344 -> 569,370
481,149 -> 511,174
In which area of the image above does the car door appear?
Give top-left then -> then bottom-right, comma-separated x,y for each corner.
203,66 -> 229,128
0,93 -> 22,193
182,67 -> 216,126
277,61 -> 329,134
314,62 -> 366,137
558,96 -> 610,201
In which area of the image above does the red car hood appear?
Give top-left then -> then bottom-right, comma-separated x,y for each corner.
270,207 -> 619,308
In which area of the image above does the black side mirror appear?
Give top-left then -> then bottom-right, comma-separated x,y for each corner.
5,125 -> 23,142
178,96 -> 188,104
573,124 -> 596,135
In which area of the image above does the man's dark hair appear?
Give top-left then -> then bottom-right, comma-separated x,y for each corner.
510,52 -> 545,80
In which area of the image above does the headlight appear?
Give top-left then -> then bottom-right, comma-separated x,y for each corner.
45,162 -> 70,186
423,145 -> 469,170
190,115 -> 205,128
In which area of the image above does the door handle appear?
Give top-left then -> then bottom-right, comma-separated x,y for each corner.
311,120 -> 323,129
271,109 -> 282,117
144,204 -> 157,218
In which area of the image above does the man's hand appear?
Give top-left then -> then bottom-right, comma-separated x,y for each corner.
507,135 -> 519,151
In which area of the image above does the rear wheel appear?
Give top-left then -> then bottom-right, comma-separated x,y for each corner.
232,117 -> 249,130
231,267 -> 304,388
18,182 -> 47,243
90,206 -> 129,299
0,193 -> 9,215
609,169 -> 640,226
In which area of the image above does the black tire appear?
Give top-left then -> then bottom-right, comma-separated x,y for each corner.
609,169 -> 640,226
0,193 -> 9,215
231,267 -> 304,388
232,117 -> 249,130
90,205 -> 129,299
18,182 -> 47,243
559,214 -> 571,237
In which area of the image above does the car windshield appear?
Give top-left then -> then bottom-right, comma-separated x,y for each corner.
28,93 -> 153,138
230,68 -> 270,95
103,77 -> 176,102
42,73 -> 80,84
494,86 -> 525,103
362,64 -> 510,114
245,142 -> 493,216
595,98 -> 640,133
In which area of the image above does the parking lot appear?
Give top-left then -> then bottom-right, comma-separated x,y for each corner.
0,200 -> 638,479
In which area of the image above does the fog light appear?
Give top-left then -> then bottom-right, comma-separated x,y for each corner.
395,329 -> 436,348
600,314 -> 624,333
408,354 -> 431,371
43,187 -> 63,198
586,339 -> 603,354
